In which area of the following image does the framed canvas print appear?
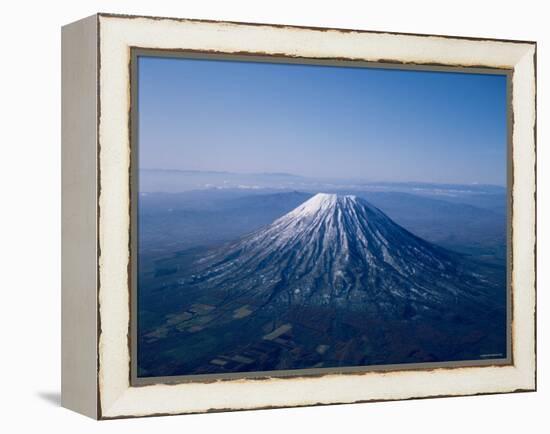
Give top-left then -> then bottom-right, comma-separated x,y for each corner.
61,13 -> 537,419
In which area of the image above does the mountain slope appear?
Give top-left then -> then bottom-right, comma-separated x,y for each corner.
189,193 -> 501,316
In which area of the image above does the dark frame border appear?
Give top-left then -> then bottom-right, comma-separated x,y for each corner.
128,48 -> 514,388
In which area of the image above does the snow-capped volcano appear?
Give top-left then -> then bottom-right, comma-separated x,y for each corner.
190,193 -> 500,314
139,193 -> 507,376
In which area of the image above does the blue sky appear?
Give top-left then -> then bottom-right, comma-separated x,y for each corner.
138,56 -> 508,185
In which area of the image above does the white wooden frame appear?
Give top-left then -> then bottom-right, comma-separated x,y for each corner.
61,13 -> 536,419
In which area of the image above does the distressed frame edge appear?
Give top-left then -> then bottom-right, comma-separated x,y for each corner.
61,13 -> 100,420
94,14 -> 537,419
95,11 -> 537,46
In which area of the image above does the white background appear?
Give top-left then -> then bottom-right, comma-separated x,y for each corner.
0,0 -> 546,432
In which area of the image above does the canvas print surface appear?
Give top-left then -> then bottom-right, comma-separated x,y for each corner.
135,55 -> 509,379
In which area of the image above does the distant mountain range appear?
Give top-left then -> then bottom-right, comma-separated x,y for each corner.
139,168 -> 506,196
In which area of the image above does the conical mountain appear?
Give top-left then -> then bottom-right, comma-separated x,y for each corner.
139,193 -> 507,376
190,193 -> 500,316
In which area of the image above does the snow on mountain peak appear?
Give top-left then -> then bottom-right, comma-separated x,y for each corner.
286,193 -> 359,219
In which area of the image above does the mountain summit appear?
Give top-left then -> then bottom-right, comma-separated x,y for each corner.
191,193 -> 498,315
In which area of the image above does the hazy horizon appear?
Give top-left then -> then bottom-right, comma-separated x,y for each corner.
138,56 -> 508,185
139,167 -> 507,188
